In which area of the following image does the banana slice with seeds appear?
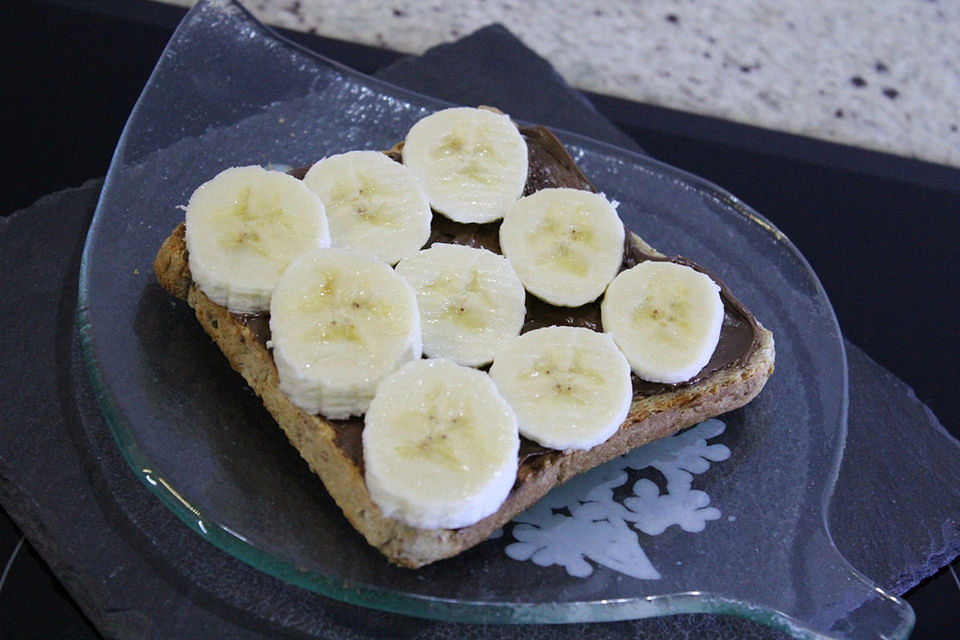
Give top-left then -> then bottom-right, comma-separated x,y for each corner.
499,187 -> 624,307
269,248 -> 421,419
395,243 -> 526,367
601,260 -> 724,384
302,150 -> 431,265
489,326 -> 632,450
402,107 -> 528,224
184,165 -> 330,313
363,358 -> 520,529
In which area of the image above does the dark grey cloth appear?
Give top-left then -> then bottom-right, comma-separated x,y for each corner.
374,24 -> 637,151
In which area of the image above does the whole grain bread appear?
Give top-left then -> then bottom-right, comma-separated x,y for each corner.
153,126 -> 775,568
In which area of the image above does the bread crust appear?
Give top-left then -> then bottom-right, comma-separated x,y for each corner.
153,219 -> 774,568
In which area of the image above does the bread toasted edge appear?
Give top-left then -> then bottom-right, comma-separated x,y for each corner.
152,221 -> 774,568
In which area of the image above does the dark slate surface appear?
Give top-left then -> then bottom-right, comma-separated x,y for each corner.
0,24 -> 957,640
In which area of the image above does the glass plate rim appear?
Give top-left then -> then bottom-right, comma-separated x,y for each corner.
74,1 -> 911,636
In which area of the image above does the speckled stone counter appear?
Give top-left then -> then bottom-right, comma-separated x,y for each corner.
158,0 -> 960,168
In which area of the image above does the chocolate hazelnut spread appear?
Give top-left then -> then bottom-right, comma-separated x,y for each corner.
253,124 -> 760,472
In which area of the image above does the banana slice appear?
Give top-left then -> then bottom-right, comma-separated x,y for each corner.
401,107 -> 528,224
301,150 -> 431,265
363,358 -> 519,529
489,326 -> 632,451
184,165 -> 330,313
601,261 -> 724,384
269,248 -> 421,419
499,187 -> 624,307
395,244 -> 526,367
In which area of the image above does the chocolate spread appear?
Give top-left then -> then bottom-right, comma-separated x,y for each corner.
256,125 -> 760,472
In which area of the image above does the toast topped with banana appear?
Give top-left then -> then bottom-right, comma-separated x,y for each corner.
153,107 -> 775,567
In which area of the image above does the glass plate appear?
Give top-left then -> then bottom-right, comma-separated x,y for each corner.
77,1 -> 912,637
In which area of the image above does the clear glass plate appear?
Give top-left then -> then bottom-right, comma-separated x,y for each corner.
77,1 -> 913,637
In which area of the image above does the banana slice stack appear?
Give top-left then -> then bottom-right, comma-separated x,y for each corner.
269,249 -> 422,419
184,165 -> 330,313
500,187 -> 624,307
364,359 -> 519,529
402,107 -> 528,224
302,150 -> 431,265
395,244 -> 526,367
183,106 -> 727,530
489,326 -> 632,451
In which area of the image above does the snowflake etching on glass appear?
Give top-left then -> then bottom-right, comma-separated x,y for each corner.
503,418 -> 731,579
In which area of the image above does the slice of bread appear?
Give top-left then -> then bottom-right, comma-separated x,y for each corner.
153,125 -> 775,568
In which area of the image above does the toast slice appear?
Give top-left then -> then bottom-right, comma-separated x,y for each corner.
153,123 -> 775,568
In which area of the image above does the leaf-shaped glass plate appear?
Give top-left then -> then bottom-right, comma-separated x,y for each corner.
77,1 -> 913,637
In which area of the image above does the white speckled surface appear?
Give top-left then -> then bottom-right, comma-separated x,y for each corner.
161,0 -> 960,168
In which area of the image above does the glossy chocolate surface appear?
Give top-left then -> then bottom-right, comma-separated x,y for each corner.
274,125 -> 759,468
